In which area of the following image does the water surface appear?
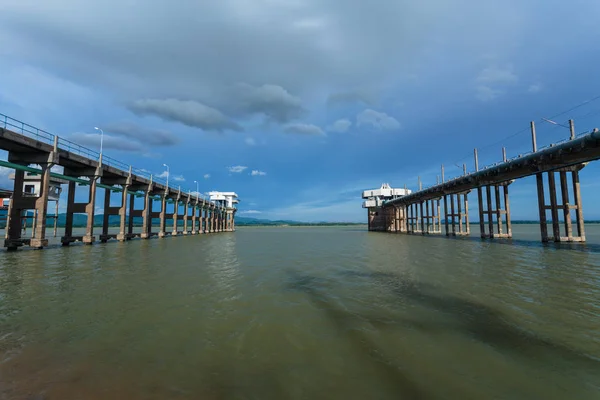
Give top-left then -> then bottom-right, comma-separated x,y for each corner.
1,225 -> 599,399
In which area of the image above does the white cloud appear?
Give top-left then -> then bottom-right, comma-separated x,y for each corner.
327,118 -> 352,133
239,210 -> 262,215
356,109 -> 400,131
203,173 -> 211,179
474,65 -> 518,101
476,65 -> 518,85
284,123 -> 325,135
228,165 -> 248,173
155,170 -> 184,182
528,83 -> 543,93
251,170 -> 267,176
245,137 -> 256,146
475,85 -> 504,102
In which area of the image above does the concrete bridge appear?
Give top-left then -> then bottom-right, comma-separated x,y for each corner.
0,113 -> 237,251
364,119 -> 600,243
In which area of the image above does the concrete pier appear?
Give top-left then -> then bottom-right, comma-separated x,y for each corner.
364,119 -> 600,243
0,113 -> 238,251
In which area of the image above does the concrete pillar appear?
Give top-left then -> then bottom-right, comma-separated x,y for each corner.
158,194 -> 167,238
450,194 -> 456,235
127,193 -> 135,237
101,187 -> 111,242
172,190 -> 181,236
191,201 -> 198,234
82,177 -> 98,245
560,171 -> 573,239
572,169 -> 585,240
4,169 -> 25,250
477,187 -> 485,238
536,173 -> 549,242
494,186 -> 503,236
30,163 -> 53,248
183,197 -> 190,235
486,185 -> 493,238
141,188 -> 153,239
504,184 -> 512,238
62,181 -> 76,244
443,195 -> 449,236
117,184 -> 131,242
548,172 -> 561,241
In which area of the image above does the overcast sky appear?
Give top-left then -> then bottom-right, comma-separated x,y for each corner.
1,0 -> 600,222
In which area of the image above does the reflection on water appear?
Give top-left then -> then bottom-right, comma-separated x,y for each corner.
1,225 -> 600,399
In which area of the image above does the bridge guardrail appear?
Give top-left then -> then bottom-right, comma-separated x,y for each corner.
1,112 -> 213,203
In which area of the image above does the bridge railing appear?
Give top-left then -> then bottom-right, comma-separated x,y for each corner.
1,112 -> 215,204
1,113 -> 55,145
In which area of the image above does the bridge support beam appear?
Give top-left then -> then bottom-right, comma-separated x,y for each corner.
158,195 -> 167,238
117,184 -> 131,242
183,197 -> 190,235
536,165 -> 586,242
444,191 -> 470,236
172,189 -> 181,236
61,167 -> 102,246
477,182 -> 512,239
4,168 -> 26,250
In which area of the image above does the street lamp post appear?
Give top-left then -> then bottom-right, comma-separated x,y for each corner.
194,180 -> 199,202
163,163 -> 169,189
94,127 -> 104,156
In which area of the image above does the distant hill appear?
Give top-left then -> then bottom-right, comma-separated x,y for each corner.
0,213 -> 364,228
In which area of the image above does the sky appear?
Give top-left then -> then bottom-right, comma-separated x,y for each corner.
1,0 -> 600,222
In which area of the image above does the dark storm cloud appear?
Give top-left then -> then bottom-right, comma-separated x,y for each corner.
129,99 -> 242,133
104,122 -> 180,146
69,133 -> 145,152
0,0 -> 459,106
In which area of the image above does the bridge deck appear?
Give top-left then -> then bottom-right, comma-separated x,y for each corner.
386,129 -> 600,206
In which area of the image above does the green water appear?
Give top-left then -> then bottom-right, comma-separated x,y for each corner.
1,225 -> 599,399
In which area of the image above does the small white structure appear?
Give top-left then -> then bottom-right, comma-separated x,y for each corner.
208,191 -> 239,208
362,183 -> 411,208
9,171 -> 65,201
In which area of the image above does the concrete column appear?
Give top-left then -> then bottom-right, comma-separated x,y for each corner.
463,192 -> 470,235
232,209 -> 236,231
495,185 -> 503,236
450,194 -> 456,235
82,176 -> 99,245
30,163 -> 53,248
101,187 -> 111,242
183,198 -> 190,235
536,173 -> 548,242
117,184 -> 131,242
62,181 -> 76,244
486,185 -> 493,238
548,172 -> 561,241
127,193 -> 135,237
191,201 -> 197,234
504,184 -> 512,238
457,193 -> 464,234
141,189 -> 153,239
437,199 -> 442,233
443,195 -> 449,236
477,187 -> 485,238
419,201 -> 425,234
172,190 -> 181,236
572,169 -> 585,240
158,195 -> 167,238
4,169 -> 25,250
560,171 -> 573,239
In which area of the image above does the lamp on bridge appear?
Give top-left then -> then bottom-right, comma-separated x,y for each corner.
162,163 -> 169,189
94,127 -> 104,157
